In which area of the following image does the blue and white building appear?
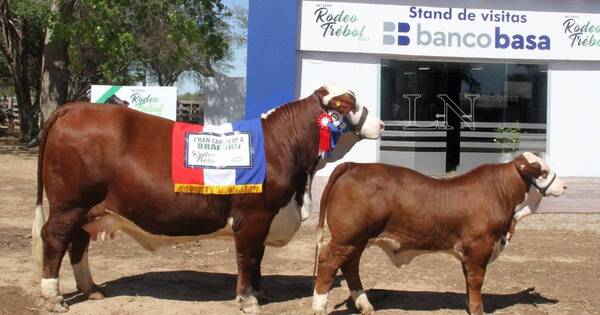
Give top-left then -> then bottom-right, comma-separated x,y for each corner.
246,0 -> 600,180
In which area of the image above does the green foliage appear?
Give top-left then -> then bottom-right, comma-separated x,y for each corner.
53,0 -> 231,98
0,0 -> 50,96
493,127 -> 521,153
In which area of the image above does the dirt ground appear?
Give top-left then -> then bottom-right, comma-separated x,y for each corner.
1,132 -> 600,315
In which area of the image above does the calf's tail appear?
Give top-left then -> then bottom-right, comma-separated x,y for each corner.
32,105 -> 69,276
315,162 -> 354,248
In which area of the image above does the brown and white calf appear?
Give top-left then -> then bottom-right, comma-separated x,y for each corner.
313,153 -> 566,315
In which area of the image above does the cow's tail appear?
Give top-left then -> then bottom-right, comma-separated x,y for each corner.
32,105 -> 69,276
315,162 -> 354,249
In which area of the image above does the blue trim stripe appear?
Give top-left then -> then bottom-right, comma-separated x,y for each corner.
232,119 -> 266,185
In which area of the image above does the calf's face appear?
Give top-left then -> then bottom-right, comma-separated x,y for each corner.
517,152 -> 567,198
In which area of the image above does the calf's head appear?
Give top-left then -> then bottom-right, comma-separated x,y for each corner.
514,152 -> 567,197
315,84 -> 384,139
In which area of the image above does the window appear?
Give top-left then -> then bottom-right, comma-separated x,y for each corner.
380,60 -> 547,175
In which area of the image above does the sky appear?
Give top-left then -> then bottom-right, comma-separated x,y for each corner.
179,0 -> 249,94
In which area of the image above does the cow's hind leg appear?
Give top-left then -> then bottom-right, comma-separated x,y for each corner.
40,206 -> 87,312
69,228 -> 104,300
313,241 -> 357,315
341,245 -> 374,315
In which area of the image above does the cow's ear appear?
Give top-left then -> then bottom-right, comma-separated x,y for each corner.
519,161 -> 543,178
313,87 -> 329,106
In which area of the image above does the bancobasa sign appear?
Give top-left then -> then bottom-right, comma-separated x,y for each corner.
91,85 -> 177,121
300,1 -> 600,60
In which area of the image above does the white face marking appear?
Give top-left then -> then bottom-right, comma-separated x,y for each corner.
522,152 -> 566,197
72,250 -> 95,294
312,289 -> 329,313
41,278 -> 60,299
321,82 -> 350,105
351,290 -> 374,313
321,83 -> 384,139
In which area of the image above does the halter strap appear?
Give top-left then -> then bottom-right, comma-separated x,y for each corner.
528,172 -> 557,196
350,106 -> 369,138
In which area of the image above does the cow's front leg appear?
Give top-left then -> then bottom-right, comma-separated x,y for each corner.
233,213 -> 271,314
250,245 -> 268,301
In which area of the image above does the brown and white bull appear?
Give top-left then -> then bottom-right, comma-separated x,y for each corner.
32,84 -> 384,313
313,153 -> 566,315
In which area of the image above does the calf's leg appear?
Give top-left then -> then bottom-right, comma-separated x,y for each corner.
313,242 -> 357,315
69,228 -> 104,300
340,245 -> 374,315
461,242 -> 492,315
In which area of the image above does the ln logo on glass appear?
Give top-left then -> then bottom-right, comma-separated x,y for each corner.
383,22 -> 410,46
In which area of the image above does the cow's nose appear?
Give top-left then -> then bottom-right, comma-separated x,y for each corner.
563,183 -> 568,190
380,121 -> 385,131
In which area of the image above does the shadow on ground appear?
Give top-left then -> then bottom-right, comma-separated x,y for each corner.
329,287 -> 558,314
64,271 -> 342,307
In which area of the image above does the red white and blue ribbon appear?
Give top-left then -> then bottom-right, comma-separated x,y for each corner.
317,111 -> 349,157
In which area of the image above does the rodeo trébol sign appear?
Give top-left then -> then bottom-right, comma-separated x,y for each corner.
91,85 -> 177,121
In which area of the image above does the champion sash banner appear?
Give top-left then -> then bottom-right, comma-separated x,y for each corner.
172,119 -> 266,194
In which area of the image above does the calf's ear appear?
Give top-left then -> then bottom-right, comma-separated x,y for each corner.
519,161 -> 544,178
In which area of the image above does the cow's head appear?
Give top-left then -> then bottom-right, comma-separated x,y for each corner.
514,152 -> 567,197
314,84 -> 384,139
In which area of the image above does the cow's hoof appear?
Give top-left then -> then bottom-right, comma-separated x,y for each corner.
87,290 -> 105,300
240,303 -> 261,314
237,295 -> 260,314
80,285 -> 105,300
253,289 -> 268,302
44,296 -> 69,313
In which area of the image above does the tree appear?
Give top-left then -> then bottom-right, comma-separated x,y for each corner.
0,0 -> 46,142
59,0 -> 230,98
1,0 -> 232,142
38,0 -> 74,124
133,1 -> 229,85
